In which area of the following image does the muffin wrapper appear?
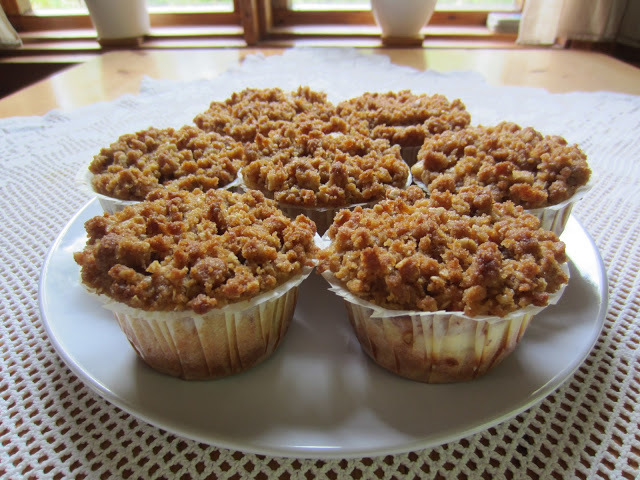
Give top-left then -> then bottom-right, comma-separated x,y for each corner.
527,181 -> 592,236
86,266 -> 313,380
77,169 -> 242,215
413,178 -> 593,236
320,267 -> 568,383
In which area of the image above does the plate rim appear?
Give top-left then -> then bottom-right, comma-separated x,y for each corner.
38,198 -> 608,459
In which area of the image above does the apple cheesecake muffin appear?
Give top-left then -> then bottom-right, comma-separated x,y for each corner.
241,117 -> 410,233
317,185 -> 569,382
74,188 -> 318,379
411,121 -> 591,234
336,90 -> 471,165
88,125 -> 245,212
194,86 -> 336,144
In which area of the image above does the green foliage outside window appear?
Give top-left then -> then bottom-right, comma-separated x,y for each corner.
30,0 -> 516,12
30,0 -> 234,11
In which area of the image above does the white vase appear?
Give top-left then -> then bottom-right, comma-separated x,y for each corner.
85,0 -> 150,46
371,0 -> 437,45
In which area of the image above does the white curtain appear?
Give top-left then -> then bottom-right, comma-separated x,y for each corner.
517,0 -> 629,45
1,5 -> 22,47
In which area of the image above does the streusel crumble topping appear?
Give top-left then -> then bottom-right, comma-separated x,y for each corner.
74,188 -> 317,313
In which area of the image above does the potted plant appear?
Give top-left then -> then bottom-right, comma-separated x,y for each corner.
371,0 -> 438,46
85,0 -> 150,47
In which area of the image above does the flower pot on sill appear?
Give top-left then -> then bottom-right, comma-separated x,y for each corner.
85,0 -> 150,47
371,0 -> 438,46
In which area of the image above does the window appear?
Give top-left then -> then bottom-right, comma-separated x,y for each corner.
29,0 -> 235,13
435,0 -> 517,9
291,1 -> 369,10
147,0 -> 233,13
2,0 -> 522,51
265,0 -> 522,46
30,0 -> 87,14
289,0 -> 518,10
3,0 -> 246,45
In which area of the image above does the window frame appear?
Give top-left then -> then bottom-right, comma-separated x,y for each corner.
2,0 -> 523,49
263,0 -> 522,46
270,0 -> 520,27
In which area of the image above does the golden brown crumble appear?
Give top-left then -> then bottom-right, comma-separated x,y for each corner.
194,86 -> 336,143
411,121 -> 591,209
89,125 -> 245,201
74,188 -> 318,313
336,91 -> 471,148
241,117 -> 410,207
318,186 -> 568,317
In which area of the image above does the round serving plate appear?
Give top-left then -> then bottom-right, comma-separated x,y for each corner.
39,199 -> 607,459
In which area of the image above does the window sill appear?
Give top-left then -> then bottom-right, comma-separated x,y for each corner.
1,24 -> 518,59
264,24 -> 517,46
0,23 -> 519,99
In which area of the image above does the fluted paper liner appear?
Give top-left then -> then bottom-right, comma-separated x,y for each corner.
527,181 -> 593,236
320,265 -> 569,383
85,266 -> 313,380
412,178 -> 593,236
77,169 -> 242,215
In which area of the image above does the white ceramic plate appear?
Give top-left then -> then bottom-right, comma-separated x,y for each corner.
39,199 -> 607,459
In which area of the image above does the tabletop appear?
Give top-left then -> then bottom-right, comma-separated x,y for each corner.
1,47 -> 639,479
2,48 -> 640,119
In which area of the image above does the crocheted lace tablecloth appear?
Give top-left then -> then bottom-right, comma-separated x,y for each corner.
1,49 -> 639,479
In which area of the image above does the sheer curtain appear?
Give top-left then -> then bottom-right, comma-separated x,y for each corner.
1,5 -> 21,47
518,0 -> 629,45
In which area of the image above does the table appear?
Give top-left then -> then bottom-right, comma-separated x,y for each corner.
1,47 -> 639,479
2,48 -> 640,119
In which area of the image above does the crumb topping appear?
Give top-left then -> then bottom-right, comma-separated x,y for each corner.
318,186 -> 568,317
411,121 -> 591,208
74,188 -> 318,313
89,126 -> 245,201
336,91 -> 471,147
241,118 -> 410,207
194,86 -> 336,143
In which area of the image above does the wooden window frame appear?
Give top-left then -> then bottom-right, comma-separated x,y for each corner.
256,0 -> 523,46
270,0 -> 520,26
2,0 -> 523,50
1,0 -> 253,44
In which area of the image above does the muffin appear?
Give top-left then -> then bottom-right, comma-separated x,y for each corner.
86,125 -> 245,213
194,86 -> 336,144
336,90 -> 471,165
411,121 -> 592,235
74,188 -> 318,380
241,117 -> 411,234
317,186 -> 569,383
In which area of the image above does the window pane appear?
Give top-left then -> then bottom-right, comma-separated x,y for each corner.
30,0 -> 87,13
436,0 -> 516,8
291,1 -> 369,10
29,0 -> 234,13
146,0 -> 233,12
290,0 -> 517,10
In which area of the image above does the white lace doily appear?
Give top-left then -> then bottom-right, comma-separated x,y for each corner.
1,48 -> 639,479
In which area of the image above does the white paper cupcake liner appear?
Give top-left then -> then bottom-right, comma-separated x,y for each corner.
320,266 -> 568,383
412,178 -> 593,236
77,168 -> 243,215
527,181 -> 593,236
86,266 -> 313,380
